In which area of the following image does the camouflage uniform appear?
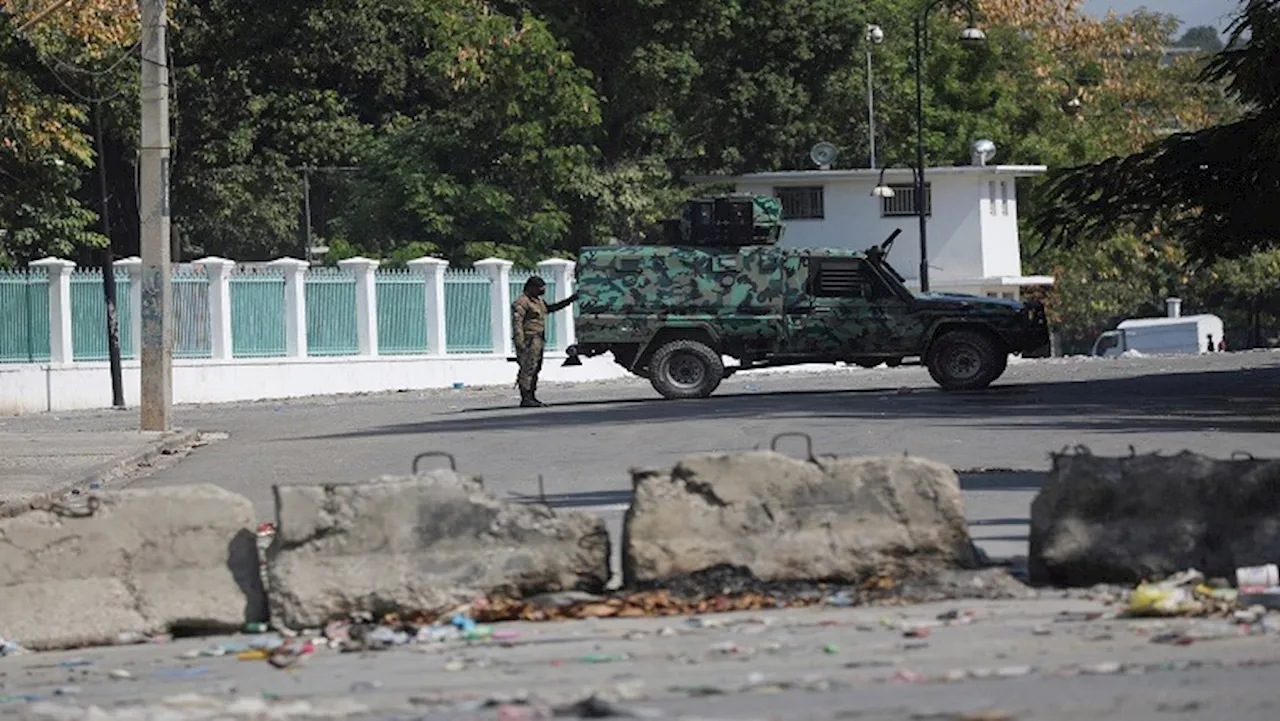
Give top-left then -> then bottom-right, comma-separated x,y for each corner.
512,276 -> 576,407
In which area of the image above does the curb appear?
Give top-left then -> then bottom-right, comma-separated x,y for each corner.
0,428 -> 203,519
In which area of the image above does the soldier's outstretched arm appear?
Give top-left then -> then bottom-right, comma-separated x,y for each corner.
547,293 -> 579,312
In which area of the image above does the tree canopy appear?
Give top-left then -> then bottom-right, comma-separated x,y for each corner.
1033,0 -> 1278,263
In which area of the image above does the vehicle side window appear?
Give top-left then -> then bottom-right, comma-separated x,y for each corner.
807,258 -> 889,299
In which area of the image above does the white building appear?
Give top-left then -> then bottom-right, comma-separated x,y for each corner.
687,164 -> 1055,301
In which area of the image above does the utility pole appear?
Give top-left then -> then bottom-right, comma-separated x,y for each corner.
138,0 -> 172,430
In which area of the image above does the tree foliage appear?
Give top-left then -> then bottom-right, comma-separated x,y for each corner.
1032,0 -> 1279,263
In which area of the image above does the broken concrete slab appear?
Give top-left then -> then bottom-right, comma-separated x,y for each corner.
1029,449 -> 1280,586
622,451 -> 980,588
266,471 -> 611,629
0,484 -> 265,651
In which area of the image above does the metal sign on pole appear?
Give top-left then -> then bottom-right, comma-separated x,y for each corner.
138,0 -> 172,430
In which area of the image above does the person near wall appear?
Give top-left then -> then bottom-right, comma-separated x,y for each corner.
512,275 -> 577,407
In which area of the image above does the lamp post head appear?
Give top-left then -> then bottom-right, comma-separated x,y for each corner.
871,184 -> 896,198
867,24 -> 885,44
959,26 -> 986,47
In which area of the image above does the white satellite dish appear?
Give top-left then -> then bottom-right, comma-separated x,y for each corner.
810,142 -> 838,170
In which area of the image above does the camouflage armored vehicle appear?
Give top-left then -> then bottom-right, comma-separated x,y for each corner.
564,193 -> 1050,399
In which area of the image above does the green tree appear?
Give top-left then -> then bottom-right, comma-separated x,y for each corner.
0,15 -> 106,266
1032,0 -> 1279,264
330,3 -> 602,265
1175,25 -> 1225,52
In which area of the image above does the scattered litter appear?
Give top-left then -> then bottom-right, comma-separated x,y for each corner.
109,669 -> 133,680
267,639 -> 315,669
1124,569 -> 1240,617
1240,588 -> 1280,610
580,653 -> 629,664
1236,564 -> 1279,588
0,638 -> 24,657
1080,661 -> 1123,675
57,658 -> 92,668
822,644 -> 839,655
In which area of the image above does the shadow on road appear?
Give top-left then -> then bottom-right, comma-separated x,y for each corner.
287,363 -> 1280,442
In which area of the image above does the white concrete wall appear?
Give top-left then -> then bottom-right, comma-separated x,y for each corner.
979,176 -> 1023,278
0,353 -> 631,414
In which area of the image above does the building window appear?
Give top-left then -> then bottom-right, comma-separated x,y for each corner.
774,186 -> 824,219
1000,181 -> 1009,216
989,181 -> 997,216
880,183 -> 931,217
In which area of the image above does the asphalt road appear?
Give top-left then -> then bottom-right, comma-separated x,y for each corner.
6,350 -> 1278,567
4,351 -> 1280,719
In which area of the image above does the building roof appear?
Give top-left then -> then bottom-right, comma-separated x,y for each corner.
685,165 -> 1049,185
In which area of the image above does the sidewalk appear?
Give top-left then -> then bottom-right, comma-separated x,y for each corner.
0,428 -> 202,517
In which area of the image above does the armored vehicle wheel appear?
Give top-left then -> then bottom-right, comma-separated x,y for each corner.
926,330 -> 1006,391
649,339 -> 724,399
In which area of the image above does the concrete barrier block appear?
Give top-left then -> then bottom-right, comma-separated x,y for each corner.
622,451 -> 979,587
0,484 -> 265,650
1030,449 -> 1280,586
266,471 -> 610,629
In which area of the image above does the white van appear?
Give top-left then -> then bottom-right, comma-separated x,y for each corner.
1091,314 -> 1225,357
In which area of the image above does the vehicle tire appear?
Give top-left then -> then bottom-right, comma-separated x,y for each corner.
648,339 -> 724,399
926,330 -> 1007,391
884,356 -> 904,368
852,357 -> 881,369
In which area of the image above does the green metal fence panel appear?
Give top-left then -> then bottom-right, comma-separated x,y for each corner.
508,270 -> 559,351
69,268 -> 136,362
304,267 -> 359,356
229,268 -> 286,358
0,269 -> 50,363
375,269 -> 428,354
444,269 -> 492,353
173,267 -> 212,359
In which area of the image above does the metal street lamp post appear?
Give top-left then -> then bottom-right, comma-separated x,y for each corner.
913,0 -> 986,293
866,24 -> 884,169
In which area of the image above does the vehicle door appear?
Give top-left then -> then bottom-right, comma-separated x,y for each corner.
782,254 -> 917,356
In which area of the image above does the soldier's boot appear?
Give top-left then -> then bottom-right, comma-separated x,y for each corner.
528,378 -> 549,407
519,388 -> 540,408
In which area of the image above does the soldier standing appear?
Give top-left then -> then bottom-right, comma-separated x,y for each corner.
512,275 -> 577,407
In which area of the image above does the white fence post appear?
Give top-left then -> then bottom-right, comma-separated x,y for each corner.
407,256 -> 449,355
267,258 -> 308,357
474,257 -> 513,357
338,257 -> 380,356
113,256 -> 143,359
31,257 -> 75,363
536,258 -> 577,350
193,257 -> 235,360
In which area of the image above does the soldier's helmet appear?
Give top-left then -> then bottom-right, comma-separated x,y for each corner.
523,275 -> 547,294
